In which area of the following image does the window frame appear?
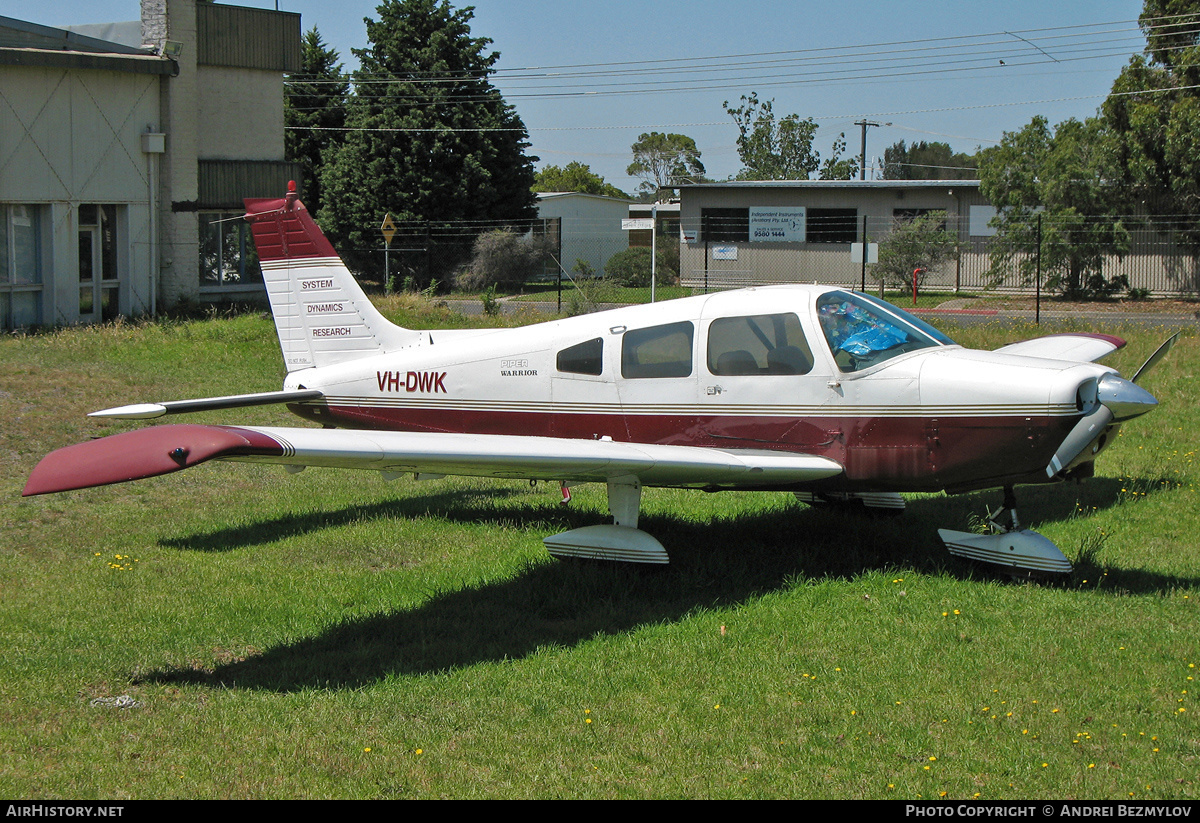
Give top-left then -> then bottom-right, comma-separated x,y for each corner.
0,204 -> 45,329
706,312 -> 814,376
556,337 -> 604,376
806,208 -> 859,244
701,208 -> 749,243
199,211 -> 263,291
621,321 -> 695,379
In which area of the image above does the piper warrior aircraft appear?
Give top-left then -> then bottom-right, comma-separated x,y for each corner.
24,183 -> 1173,575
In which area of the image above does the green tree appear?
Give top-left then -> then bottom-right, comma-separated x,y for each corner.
318,0 -> 537,282
883,140 -> 978,180
533,162 -> 630,199
723,93 -> 820,180
284,27 -> 349,216
818,132 -> 859,180
873,211 -> 958,288
626,132 -> 705,197
978,116 -> 1131,299
1102,0 -> 1200,248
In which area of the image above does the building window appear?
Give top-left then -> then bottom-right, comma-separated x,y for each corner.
621,321 -> 694,379
806,208 -> 858,243
0,204 -> 44,329
200,212 -> 262,288
708,313 -> 813,375
702,208 -> 749,242
78,204 -> 122,323
893,208 -> 938,221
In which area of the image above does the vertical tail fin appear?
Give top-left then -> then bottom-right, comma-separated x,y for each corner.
244,183 -> 420,372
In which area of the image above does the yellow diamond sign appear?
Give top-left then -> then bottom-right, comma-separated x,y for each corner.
380,213 -> 397,246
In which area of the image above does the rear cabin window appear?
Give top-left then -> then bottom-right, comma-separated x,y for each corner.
708,313 -> 813,375
621,322 -> 694,378
557,337 -> 603,375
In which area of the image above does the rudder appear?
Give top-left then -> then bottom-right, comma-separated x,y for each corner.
244,182 -> 419,372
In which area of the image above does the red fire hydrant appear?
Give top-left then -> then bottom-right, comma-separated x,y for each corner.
912,266 -> 927,306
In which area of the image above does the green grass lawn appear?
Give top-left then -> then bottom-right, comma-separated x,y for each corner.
0,302 -> 1196,799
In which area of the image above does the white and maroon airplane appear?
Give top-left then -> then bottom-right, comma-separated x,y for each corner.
24,183 -> 1172,575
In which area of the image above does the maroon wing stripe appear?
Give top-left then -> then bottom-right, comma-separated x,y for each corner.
22,424 -> 286,496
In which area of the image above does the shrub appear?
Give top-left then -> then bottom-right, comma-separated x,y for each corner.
604,246 -> 678,287
456,230 -> 550,291
873,211 -> 958,289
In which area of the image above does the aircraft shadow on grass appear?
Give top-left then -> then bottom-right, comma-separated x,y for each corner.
138,474 -> 1197,692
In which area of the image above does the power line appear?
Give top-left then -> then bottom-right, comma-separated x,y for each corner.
285,82 -> 1200,136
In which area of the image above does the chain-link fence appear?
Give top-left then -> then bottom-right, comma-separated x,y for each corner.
360,217 -> 661,294
352,213 -> 1200,323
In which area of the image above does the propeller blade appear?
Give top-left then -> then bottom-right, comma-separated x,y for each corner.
1131,332 -> 1180,384
1046,405 -> 1114,478
1046,371 -> 1160,478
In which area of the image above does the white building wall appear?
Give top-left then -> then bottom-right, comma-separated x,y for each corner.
0,64 -> 161,325
536,193 -> 632,278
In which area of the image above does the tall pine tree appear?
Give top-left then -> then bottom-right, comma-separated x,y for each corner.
285,27 -> 349,216
318,0 -> 537,281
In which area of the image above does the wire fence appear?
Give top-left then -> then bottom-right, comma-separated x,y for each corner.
352,213 -> 1200,319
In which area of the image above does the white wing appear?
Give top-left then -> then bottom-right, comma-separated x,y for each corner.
24,424 -> 843,496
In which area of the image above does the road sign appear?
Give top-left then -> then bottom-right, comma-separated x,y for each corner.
381,213 -> 397,247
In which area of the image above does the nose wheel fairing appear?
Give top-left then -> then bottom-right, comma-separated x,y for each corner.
939,486 -> 1073,575
938,528 -> 1073,575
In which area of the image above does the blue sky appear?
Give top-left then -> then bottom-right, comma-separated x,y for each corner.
29,0 -> 1147,192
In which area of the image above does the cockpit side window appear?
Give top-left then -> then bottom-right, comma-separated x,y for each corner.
557,337 -> 603,375
707,313 -> 813,375
621,321 -> 694,378
817,291 -> 944,373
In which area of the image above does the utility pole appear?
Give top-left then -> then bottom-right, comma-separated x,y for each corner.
854,120 -> 888,180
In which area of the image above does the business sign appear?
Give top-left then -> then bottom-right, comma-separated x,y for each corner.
711,245 -> 738,260
622,218 -> 655,231
750,207 -> 806,243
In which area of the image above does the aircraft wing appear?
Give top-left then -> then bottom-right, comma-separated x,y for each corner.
994,333 -> 1125,363
23,424 -> 843,497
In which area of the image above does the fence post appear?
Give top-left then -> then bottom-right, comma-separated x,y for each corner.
704,238 -> 709,294
860,214 -> 868,292
424,223 -> 431,290
1036,213 -> 1042,325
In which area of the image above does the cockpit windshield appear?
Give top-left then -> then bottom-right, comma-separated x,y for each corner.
817,290 -> 955,373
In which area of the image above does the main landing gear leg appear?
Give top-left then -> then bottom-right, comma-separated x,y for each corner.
938,485 -> 1073,576
543,477 -> 669,564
